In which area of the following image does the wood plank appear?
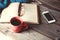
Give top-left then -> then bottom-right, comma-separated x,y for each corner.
0,23 -> 52,40
31,5 -> 60,40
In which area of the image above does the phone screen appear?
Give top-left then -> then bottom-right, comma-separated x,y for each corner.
44,13 -> 53,21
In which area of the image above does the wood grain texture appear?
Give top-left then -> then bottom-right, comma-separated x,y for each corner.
31,5 -> 60,40
0,23 -> 52,40
37,0 -> 60,11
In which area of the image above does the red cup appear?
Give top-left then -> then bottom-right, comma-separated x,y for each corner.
10,17 -> 23,33
21,23 -> 29,31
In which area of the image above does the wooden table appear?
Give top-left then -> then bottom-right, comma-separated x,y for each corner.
0,4 -> 52,40
0,1 -> 60,40
31,4 -> 60,40
0,23 -> 52,40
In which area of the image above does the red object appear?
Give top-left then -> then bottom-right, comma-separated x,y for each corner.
21,23 -> 28,31
10,17 -> 28,33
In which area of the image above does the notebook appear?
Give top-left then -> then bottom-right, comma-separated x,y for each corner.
0,2 -> 39,24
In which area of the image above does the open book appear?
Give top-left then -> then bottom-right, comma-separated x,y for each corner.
0,2 -> 39,24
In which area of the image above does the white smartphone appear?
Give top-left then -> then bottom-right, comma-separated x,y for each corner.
42,11 -> 56,23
